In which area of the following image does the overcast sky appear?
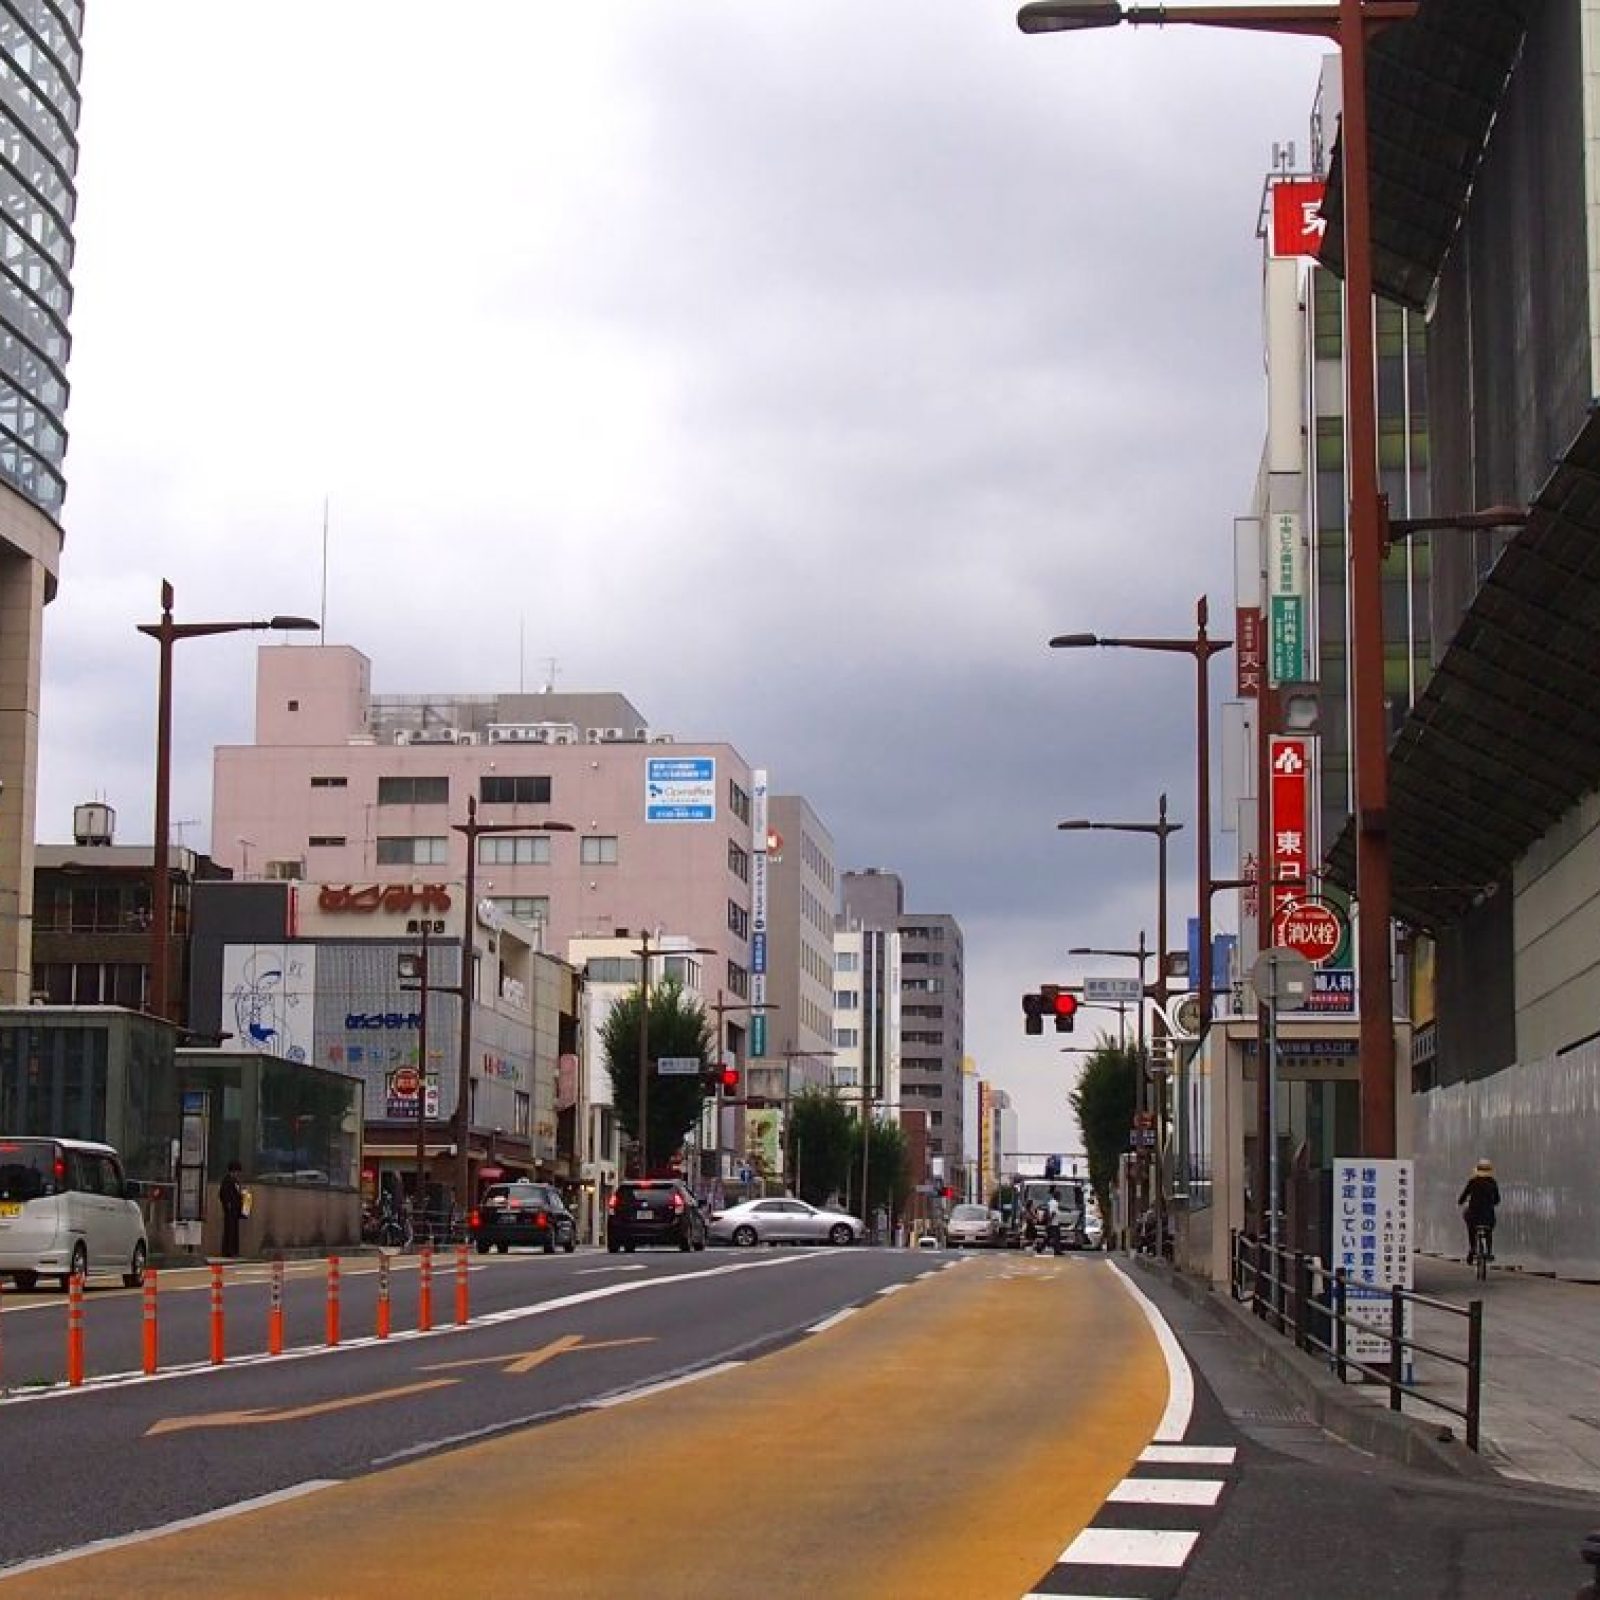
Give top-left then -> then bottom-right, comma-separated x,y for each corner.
42,3 -> 1327,1158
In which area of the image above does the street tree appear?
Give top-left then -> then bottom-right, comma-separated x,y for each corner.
601,979 -> 712,1174
1068,1034 -> 1140,1230
787,1088 -> 855,1206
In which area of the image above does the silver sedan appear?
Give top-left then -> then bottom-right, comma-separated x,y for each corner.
710,1198 -> 865,1247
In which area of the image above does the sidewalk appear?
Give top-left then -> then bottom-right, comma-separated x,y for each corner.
1151,1250 -> 1600,1495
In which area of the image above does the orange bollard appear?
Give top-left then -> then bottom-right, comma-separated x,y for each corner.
66,1271 -> 85,1386
418,1244 -> 433,1332
142,1269 -> 158,1375
326,1255 -> 341,1348
454,1243 -> 469,1326
376,1253 -> 391,1340
209,1262 -> 225,1366
268,1255 -> 284,1356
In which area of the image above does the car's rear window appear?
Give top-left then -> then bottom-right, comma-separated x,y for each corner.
0,1140 -> 58,1201
486,1184 -> 558,1209
951,1204 -> 989,1222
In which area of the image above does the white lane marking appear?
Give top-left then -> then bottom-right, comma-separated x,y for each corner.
1023,1594 -> 1145,1600
0,1479 -> 340,1581
1139,1444 -> 1236,1466
0,1251 -> 836,1404
807,1307 -> 859,1335
575,1265 -> 648,1275
875,1282 -> 905,1297
1106,1259 -> 1193,1443
1058,1528 -> 1197,1568
1108,1477 -> 1224,1507
589,1361 -> 743,1409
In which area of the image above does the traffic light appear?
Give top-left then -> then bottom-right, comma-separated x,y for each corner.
1022,992 -> 1045,1035
1052,991 -> 1078,1034
719,1064 -> 739,1092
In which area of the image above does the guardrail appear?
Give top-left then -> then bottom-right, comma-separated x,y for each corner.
1230,1230 -> 1483,1452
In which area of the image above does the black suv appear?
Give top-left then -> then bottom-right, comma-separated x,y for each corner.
606,1179 -> 708,1253
471,1182 -> 577,1255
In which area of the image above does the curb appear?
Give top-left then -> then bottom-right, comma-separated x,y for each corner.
1135,1255 -> 1502,1482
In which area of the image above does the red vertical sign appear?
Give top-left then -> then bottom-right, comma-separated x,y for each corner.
1235,607 -> 1262,699
1270,179 -> 1327,259
1269,736 -> 1310,934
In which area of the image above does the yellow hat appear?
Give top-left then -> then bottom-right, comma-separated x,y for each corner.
1475,1158 -> 1493,1174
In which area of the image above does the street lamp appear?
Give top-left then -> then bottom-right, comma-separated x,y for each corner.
1022,0 -> 1420,1161
1052,597 -> 1231,1028
450,797 -> 573,1209
623,931 -> 715,1179
137,581 -> 318,1024
1059,798 -> 1181,1245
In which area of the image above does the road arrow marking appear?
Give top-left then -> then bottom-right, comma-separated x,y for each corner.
419,1333 -> 655,1375
145,1378 -> 456,1436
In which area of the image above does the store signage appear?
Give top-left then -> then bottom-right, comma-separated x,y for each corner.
1270,179 -> 1327,259
384,1070 -> 440,1120
319,884 -> 452,915
1272,899 -> 1343,965
1269,512 -> 1305,683
1268,737 -> 1309,933
1235,606 -> 1262,699
645,757 -> 716,823
345,1011 -> 422,1030
1333,1156 -> 1413,1364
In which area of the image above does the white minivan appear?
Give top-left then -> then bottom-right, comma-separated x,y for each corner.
0,1137 -> 149,1291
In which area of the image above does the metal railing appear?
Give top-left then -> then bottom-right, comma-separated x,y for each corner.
1230,1230 -> 1483,1452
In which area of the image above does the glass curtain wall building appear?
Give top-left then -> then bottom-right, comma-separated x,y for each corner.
0,1 -> 84,1003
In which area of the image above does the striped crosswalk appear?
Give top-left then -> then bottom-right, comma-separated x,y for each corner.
1022,1441 -> 1237,1598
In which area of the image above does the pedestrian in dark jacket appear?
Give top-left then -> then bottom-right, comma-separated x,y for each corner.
219,1160 -> 246,1258
1457,1158 -> 1500,1263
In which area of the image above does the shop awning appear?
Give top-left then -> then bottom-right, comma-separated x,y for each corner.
1325,412 -> 1600,926
1318,0 -> 1532,311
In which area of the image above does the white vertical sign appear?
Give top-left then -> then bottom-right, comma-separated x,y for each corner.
1333,1156 -> 1414,1364
750,769 -> 768,1057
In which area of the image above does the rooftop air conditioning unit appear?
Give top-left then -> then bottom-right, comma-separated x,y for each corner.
457,732 -> 479,745
631,728 -> 649,741
265,858 -> 305,881
551,729 -> 577,744
412,728 -> 459,744
650,734 -> 675,744
599,727 -> 625,742
393,730 -> 412,746
584,728 -> 605,744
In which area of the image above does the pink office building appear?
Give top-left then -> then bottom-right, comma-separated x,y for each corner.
213,646 -> 765,1004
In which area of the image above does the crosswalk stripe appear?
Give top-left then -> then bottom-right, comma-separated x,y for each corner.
1058,1527 -> 1198,1568
1108,1477 -> 1224,1507
1138,1443 -> 1236,1465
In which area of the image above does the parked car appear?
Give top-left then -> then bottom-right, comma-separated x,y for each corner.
709,1197 -> 864,1248
606,1179 -> 708,1253
471,1181 -> 577,1255
946,1202 -> 1001,1248
0,1137 -> 148,1291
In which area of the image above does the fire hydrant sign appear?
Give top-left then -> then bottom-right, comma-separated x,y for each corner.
1333,1157 -> 1413,1366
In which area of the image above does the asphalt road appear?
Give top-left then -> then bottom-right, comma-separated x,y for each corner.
4,1250 -> 1597,1598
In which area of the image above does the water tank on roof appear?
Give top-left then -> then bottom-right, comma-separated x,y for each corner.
73,802 -> 115,846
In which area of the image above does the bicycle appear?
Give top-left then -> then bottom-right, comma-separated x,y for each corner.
1472,1222 -> 1492,1282
375,1200 -> 414,1252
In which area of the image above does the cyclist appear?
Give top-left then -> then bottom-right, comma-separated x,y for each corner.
1457,1158 -> 1500,1265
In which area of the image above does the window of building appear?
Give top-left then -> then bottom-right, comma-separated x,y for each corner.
308,836 -> 346,848
310,776 -> 347,789
727,900 -> 748,940
835,951 -> 859,973
377,776 -> 449,806
727,962 -> 749,999
728,840 -> 749,882
580,835 -> 618,865
480,775 -> 552,805
587,956 -> 642,983
728,781 -> 750,824
834,1027 -> 859,1049
492,896 -> 549,925
834,990 -> 859,1010
287,699 -> 299,712
479,836 -> 551,866
376,835 -> 449,865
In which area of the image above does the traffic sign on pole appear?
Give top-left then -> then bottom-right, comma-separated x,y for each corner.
656,1057 -> 702,1077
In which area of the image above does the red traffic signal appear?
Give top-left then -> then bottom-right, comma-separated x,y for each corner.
719,1065 -> 739,1091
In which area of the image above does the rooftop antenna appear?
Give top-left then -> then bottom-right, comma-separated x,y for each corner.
170,818 -> 201,848
542,657 -> 559,694
1271,140 -> 1297,175
519,616 -> 525,693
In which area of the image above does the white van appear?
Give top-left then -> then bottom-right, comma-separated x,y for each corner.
0,1137 -> 149,1291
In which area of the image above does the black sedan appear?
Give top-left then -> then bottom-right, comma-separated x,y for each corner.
471,1182 -> 577,1254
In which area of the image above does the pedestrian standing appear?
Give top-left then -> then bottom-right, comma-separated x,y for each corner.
219,1159 -> 246,1258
